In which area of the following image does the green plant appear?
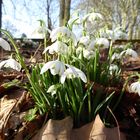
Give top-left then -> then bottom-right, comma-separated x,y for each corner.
1,11 -> 135,128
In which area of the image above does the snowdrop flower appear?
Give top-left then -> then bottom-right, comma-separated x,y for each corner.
111,53 -> 122,62
0,38 -> 11,51
114,29 -> 127,40
40,60 -> 65,76
79,36 -> 90,46
104,28 -> 127,40
109,64 -> 119,75
104,29 -> 114,40
43,41 -> 68,55
0,58 -> 21,71
95,38 -> 110,48
60,65 -> 87,84
83,49 -> 95,60
121,49 -> 138,58
47,85 -> 57,96
50,26 -> 77,46
68,9 -> 81,25
84,12 -> 103,23
129,81 -> 140,96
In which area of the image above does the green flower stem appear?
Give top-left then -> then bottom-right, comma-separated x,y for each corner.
94,49 -> 99,81
44,36 -> 47,62
1,29 -> 50,114
87,89 -> 91,122
112,76 -> 131,111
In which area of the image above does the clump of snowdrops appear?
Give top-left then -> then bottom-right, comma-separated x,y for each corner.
0,11 -> 138,127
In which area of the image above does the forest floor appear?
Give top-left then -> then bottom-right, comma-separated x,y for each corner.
1,41 -> 140,140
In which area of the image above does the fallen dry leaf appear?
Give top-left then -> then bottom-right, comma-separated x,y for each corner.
31,115 -> 126,140
0,96 -> 17,139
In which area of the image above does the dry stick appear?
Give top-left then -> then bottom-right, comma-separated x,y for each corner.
107,106 -> 121,140
29,43 -> 43,63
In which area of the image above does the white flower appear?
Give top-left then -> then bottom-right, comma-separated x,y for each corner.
129,81 -> 140,96
79,36 -> 90,46
109,64 -> 119,75
43,41 -> 68,55
84,12 -> 103,22
68,9 -> 81,25
121,49 -> 138,58
114,28 -> 127,40
50,26 -> 77,46
60,65 -> 87,84
83,49 -> 95,60
0,38 -> 11,51
103,29 -> 114,39
95,38 -> 110,48
40,60 -> 65,76
111,53 -> 122,61
0,58 -> 21,71
104,28 -> 127,40
47,85 -> 57,96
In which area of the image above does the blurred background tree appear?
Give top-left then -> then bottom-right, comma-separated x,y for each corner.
78,0 -> 140,39
0,0 -> 2,36
1,0 -> 140,39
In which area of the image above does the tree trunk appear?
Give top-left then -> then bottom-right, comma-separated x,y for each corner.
59,0 -> 71,26
0,0 -> 2,36
46,0 -> 52,30
59,0 -> 65,26
64,0 -> 71,26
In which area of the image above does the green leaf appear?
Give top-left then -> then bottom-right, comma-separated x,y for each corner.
24,108 -> 38,122
94,92 -> 115,116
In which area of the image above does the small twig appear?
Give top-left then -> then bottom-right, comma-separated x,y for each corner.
29,43 -> 43,63
107,106 -> 121,140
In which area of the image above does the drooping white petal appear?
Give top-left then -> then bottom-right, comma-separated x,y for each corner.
0,38 -> 11,51
66,64 -> 78,76
76,69 -> 87,83
129,81 -> 140,96
125,49 -> 138,58
95,38 -> 110,48
109,64 -> 119,75
47,85 -> 56,93
40,60 -> 65,76
83,49 -> 95,59
111,53 -> 121,62
47,85 -> 57,95
60,74 -> 66,84
50,26 -> 77,46
83,12 -> 103,22
120,49 -> 138,58
0,58 -> 21,71
79,36 -> 90,46
60,65 -> 87,84
40,61 -> 54,74
43,46 -> 51,54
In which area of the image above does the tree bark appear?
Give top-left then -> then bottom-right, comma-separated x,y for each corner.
0,0 -> 2,36
64,0 -> 71,26
59,0 -> 71,26
46,0 -> 52,30
59,0 -> 65,26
